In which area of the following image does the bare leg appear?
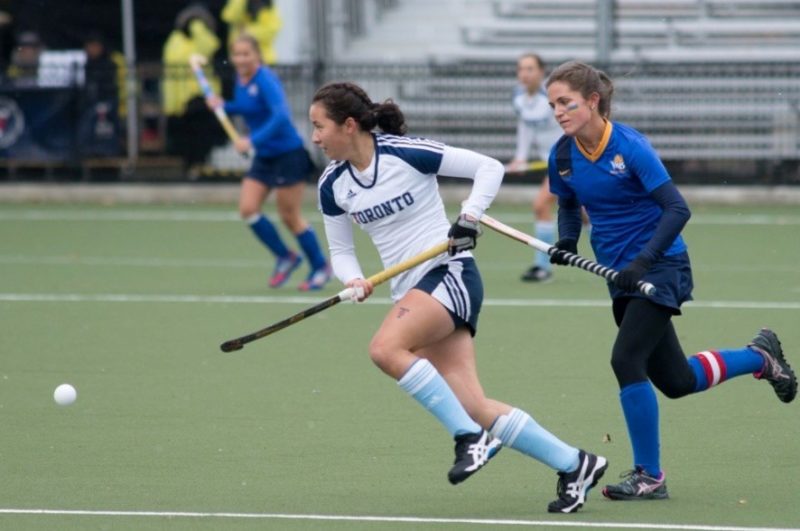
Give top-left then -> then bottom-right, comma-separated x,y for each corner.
418,329 -> 511,428
239,177 -> 270,220
274,182 -> 308,235
533,175 -> 557,223
522,176 -> 558,280
368,289 -> 455,378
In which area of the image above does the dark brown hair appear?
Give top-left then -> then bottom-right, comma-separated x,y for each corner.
518,52 -> 545,70
546,61 -> 614,118
311,82 -> 407,136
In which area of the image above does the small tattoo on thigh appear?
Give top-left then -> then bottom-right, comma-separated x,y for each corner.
396,306 -> 411,318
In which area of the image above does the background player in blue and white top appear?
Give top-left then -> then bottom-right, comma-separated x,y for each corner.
545,61 -> 797,501
207,34 -> 330,291
310,81 -> 607,514
508,53 -> 563,283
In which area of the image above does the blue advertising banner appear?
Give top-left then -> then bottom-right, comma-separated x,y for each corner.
0,86 -> 78,161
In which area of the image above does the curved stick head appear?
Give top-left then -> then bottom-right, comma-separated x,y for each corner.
220,340 -> 244,352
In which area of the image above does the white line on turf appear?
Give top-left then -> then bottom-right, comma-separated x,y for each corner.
1,210 -> 800,225
1,254 -> 796,273
0,509 -> 796,531
0,254 -> 800,273
0,293 -> 798,310
0,210 -> 239,222
0,255 -> 267,268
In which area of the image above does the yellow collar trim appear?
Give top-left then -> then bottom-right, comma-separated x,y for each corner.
576,120 -> 612,162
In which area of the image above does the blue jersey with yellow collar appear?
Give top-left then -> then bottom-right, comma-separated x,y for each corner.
548,121 -> 687,270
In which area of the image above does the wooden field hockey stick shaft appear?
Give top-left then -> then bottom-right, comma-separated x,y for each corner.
219,241 -> 450,352
365,241 -> 449,287
505,160 -> 547,175
188,55 -> 250,158
479,213 -> 656,297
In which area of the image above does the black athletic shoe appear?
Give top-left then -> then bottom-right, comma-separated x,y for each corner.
520,266 -> 553,283
602,466 -> 668,501
750,328 -> 797,403
547,450 -> 608,513
447,430 -> 501,485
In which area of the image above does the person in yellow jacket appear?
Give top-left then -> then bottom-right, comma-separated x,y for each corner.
222,0 -> 281,65
162,4 -> 225,173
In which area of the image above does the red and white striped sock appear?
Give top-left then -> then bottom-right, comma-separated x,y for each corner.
691,350 -> 728,390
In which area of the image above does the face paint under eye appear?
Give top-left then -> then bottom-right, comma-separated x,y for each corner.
566,102 -> 579,112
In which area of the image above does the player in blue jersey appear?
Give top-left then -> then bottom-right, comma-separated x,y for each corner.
508,53 -> 562,283
309,81 -> 607,513
207,34 -> 330,291
544,61 -> 797,501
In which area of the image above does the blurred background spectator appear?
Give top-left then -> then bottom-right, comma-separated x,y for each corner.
222,0 -> 281,65
162,3 -> 226,175
83,32 -> 118,105
79,32 -> 122,156
7,31 -> 42,87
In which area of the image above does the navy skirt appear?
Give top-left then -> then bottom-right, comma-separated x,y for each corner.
608,252 -> 694,315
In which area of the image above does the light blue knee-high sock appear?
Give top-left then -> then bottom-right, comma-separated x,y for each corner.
535,221 -> 555,271
688,348 -> 764,392
246,213 -> 289,257
490,407 -> 579,472
397,359 -> 481,437
620,381 -> 660,477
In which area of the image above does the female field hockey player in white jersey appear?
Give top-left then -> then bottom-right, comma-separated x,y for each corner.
309,81 -> 607,514
207,34 -> 331,291
508,53 -> 563,283
545,61 -> 797,501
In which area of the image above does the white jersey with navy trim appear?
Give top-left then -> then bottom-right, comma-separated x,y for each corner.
318,133 -> 503,301
512,86 -> 561,162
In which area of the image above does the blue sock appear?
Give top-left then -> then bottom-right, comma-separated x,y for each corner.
688,348 -> 764,392
397,359 -> 481,437
620,382 -> 660,477
490,408 -> 579,472
295,227 -> 327,270
246,214 -> 289,258
535,221 -> 555,271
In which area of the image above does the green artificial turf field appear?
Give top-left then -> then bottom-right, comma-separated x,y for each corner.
0,202 -> 798,530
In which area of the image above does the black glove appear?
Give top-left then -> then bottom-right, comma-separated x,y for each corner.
447,214 -> 481,256
549,238 -> 578,266
614,257 -> 652,293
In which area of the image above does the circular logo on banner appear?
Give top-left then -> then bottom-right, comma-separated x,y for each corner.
0,96 -> 25,149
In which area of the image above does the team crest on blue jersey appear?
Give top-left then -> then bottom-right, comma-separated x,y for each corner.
610,154 -> 627,175
248,84 -> 258,96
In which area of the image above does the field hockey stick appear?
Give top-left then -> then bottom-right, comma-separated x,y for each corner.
505,160 -> 548,174
220,241 -> 450,352
479,213 -> 656,296
525,160 -> 548,172
188,53 -> 252,159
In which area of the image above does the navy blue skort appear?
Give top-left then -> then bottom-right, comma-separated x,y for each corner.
247,147 -> 312,188
414,258 -> 483,336
608,251 -> 694,315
